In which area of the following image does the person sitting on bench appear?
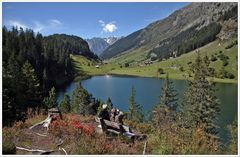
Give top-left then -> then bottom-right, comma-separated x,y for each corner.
98,104 -> 110,121
115,111 -> 124,125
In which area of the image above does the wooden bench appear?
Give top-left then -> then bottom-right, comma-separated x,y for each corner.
95,118 -> 147,141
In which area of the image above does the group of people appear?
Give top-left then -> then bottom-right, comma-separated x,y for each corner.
98,104 -> 124,125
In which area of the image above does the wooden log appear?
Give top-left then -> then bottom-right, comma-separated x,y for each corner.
16,146 -> 54,154
29,115 -> 52,131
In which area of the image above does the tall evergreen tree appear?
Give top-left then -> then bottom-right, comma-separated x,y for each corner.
183,52 -> 220,135
43,87 -> 58,109
21,61 -> 42,108
128,86 -> 144,122
59,94 -> 71,113
71,82 -> 91,115
152,73 -> 178,126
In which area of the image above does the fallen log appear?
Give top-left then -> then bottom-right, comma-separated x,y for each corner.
35,133 -> 47,137
16,146 -> 54,154
29,115 -> 52,131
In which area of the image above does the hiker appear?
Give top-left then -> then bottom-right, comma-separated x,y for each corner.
115,111 -> 124,125
110,108 -> 117,122
98,104 -> 110,121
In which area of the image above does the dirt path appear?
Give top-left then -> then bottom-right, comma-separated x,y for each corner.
15,127 -> 64,155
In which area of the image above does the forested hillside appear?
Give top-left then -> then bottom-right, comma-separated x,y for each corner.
45,34 -> 98,59
2,27 -> 97,126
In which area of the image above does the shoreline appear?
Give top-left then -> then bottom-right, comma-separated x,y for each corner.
74,72 -> 237,84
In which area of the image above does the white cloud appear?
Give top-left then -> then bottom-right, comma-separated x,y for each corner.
8,20 -> 27,30
7,19 -> 63,33
33,21 -> 45,33
98,20 -> 117,33
49,19 -> 62,26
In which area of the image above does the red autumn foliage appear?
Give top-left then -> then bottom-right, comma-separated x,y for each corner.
50,115 -> 95,136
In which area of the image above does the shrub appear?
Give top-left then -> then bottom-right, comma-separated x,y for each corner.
225,40 -> 238,49
2,140 -> 16,154
179,66 -> 184,72
210,55 -> 217,62
148,123 -> 221,155
222,60 -> 229,66
124,63 -> 129,67
227,73 -> 235,79
2,128 -> 16,154
157,68 -> 164,74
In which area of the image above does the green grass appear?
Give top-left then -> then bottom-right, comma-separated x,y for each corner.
71,55 -> 119,76
72,38 -> 237,83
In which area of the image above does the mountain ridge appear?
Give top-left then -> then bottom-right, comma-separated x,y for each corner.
86,36 -> 122,56
100,2 -> 237,61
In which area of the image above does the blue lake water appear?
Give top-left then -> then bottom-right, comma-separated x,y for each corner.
57,75 -> 238,143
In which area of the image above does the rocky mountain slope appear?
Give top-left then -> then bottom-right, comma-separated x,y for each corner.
100,2 -> 237,61
86,37 -> 121,56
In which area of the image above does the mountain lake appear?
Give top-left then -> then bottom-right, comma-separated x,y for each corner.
57,75 -> 237,144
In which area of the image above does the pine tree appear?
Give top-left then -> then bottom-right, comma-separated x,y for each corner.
106,97 -> 113,109
21,61 -> 42,108
183,52 -> 220,135
7,54 -> 26,120
2,66 -> 16,126
128,86 -> 144,122
159,74 -> 178,111
59,94 -> 71,113
43,87 -> 58,109
152,73 -> 178,126
71,82 -> 90,115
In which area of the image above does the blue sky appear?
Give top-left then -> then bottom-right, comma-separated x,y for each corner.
3,2 -> 189,39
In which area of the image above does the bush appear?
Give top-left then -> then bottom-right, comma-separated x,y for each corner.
2,128 -> 16,154
227,73 -> 235,79
157,68 -> 165,74
208,67 -> 216,77
2,140 -> 16,154
210,55 -> 217,62
179,66 -> 184,72
222,60 -> 229,66
148,123 -> 221,154
225,40 -> 238,49
124,63 -> 129,67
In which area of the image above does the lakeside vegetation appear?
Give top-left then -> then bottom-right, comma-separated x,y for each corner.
3,54 -> 237,155
72,39 -> 237,83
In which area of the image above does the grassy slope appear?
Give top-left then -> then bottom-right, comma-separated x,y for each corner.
72,39 -> 237,83
71,55 -> 119,77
